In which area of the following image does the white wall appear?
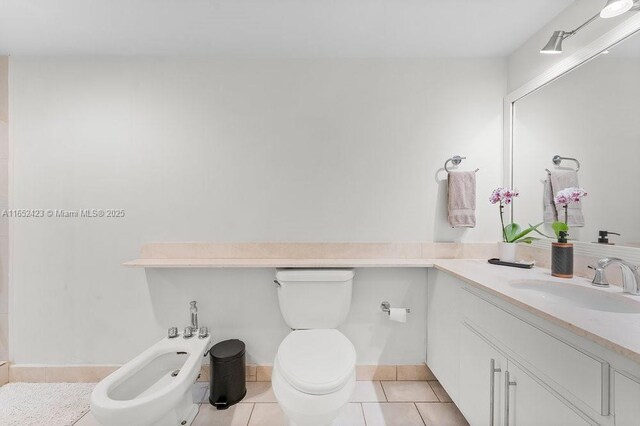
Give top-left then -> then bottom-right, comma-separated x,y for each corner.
9,57 -> 506,364
513,54 -> 640,246
508,0 -> 636,92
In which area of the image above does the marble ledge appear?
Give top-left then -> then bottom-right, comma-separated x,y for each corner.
124,242 -> 498,268
124,258 -> 438,268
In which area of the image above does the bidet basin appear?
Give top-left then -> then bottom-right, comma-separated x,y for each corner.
509,279 -> 640,314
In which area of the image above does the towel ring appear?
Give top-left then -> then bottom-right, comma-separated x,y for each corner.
546,155 -> 580,173
444,155 -> 479,173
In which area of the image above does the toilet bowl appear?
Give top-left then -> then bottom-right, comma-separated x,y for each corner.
91,334 -> 211,426
272,329 -> 356,426
272,269 -> 356,426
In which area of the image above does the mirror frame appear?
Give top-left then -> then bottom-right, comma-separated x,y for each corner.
503,13 -> 640,263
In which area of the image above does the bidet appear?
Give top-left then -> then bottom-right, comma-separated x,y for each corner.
91,334 -> 212,426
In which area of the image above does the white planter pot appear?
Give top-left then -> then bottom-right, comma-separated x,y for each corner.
498,242 -> 517,262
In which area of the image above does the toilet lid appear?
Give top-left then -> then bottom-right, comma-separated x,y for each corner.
276,329 -> 356,396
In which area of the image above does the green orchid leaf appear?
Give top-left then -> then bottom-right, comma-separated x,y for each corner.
504,223 -> 522,243
552,221 -> 569,238
505,222 -> 544,243
530,224 -> 553,239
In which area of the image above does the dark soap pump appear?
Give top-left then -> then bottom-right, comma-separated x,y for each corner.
597,230 -> 620,245
552,231 -> 573,279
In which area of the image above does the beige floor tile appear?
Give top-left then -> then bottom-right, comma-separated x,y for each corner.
247,364 -> 257,382
381,381 -> 438,402
45,366 -> 119,383
73,411 -> 100,426
0,314 -> 7,361
361,402 -> 426,426
193,382 -> 210,403
397,365 -> 436,381
356,365 -> 396,381
194,403 -> 254,426
350,381 -> 386,402
248,403 -> 286,426
244,382 -> 278,403
256,366 -> 272,382
428,381 -> 452,402
332,403 -> 365,426
416,403 -> 469,426
9,365 -> 46,382
198,365 -> 211,382
247,402 -> 364,426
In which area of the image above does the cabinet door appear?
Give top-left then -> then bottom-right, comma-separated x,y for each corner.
506,362 -> 590,426
427,270 -> 463,402
614,372 -> 640,426
459,324 -> 507,426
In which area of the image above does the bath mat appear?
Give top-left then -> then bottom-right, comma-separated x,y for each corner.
0,382 -> 95,426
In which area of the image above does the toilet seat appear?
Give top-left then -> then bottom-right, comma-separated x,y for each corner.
276,329 -> 356,396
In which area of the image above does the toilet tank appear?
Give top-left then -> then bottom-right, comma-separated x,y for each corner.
275,269 -> 354,330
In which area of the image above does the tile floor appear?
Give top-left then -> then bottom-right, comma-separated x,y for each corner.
73,380 -> 468,426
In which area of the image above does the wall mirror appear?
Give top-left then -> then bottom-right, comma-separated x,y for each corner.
506,17 -> 640,259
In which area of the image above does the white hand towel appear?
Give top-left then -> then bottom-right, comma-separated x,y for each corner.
549,170 -> 585,227
447,171 -> 476,228
543,176 -> 557,224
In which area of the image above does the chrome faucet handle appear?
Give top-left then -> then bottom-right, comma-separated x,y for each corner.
183,326 -> 194,339
199,327 -> 209,339
168,327 -> 179,339
590,264 -> 610,288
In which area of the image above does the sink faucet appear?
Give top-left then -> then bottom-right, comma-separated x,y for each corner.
591,258 -> 640,295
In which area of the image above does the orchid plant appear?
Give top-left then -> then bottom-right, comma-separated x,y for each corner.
552,187 -> 588,238
490,188 -> 543,244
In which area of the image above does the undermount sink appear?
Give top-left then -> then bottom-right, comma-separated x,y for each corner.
509,279 -> 640,314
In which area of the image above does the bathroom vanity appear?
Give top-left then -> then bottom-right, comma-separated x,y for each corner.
427,260 -> 640,426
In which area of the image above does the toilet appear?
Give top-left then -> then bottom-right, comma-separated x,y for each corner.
91,333 -> 211,426
272,269 -> 356,426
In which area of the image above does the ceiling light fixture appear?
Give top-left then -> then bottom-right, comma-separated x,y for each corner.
541,0 -> 639,55
600,0 -> 634,18
539,14 -> 599,55
540,31 -> 567,54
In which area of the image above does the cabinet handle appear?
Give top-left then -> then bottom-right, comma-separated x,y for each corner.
504,371 -> 517,426
489,359 -> 501,426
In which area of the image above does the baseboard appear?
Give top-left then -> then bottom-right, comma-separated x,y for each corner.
7,363 -> 435,383
0,361 -> 8,386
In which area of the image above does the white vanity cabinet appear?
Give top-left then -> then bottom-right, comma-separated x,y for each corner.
504,361 -> 589,426
459,324 -> 588,426
426,270 -> 463,402
613,372 -> 640,426
427,269 -> 640,426
459,324 -> 506,425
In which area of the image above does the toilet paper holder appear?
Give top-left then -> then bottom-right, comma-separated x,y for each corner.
380,301 -> 410,315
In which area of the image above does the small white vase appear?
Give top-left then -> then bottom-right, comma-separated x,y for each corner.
498,242 -> 517,262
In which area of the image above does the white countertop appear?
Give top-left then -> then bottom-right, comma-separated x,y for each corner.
434,259 -> 640,364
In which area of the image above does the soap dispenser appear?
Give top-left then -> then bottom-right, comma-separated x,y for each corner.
597,230 -> 620,245
552,231 -> 573,278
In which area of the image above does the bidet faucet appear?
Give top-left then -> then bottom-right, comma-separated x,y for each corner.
190,301 -> 198,331
591,258 -> 640,295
